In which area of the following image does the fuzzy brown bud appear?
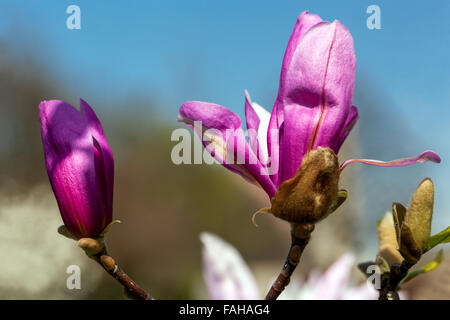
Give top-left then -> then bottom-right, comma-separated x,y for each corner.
377,212 -> 404,265
270,147 -> 340,223
400,178 -> 434,263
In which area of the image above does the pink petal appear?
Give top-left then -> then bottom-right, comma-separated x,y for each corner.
269,11 -> 323,186
178,101 -> 277,198
279,20 -> 356,182
340,150 -> 441,171
335,105 -> 359,151
80,99 -> 114,228
200,232 -> 260,300
341,284 -> 378,300
278,11 -> 323,101
312,253 -> 355,300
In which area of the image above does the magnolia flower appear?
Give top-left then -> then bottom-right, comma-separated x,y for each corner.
201,232 -> 260,299
178,11 -> 440,200
200,232 -> 378,300
39,99 -> 114,239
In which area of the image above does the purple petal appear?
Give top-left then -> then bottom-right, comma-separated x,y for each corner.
278,20 -> 356,182
200,232 -> 260,300
178,101 -> 277,198
278,11 -> 323,96
307,22 -> 356,152
269,11 -> 322,186
335,105 -> 359,151
80,99 -> 114,228
39,100 -> 108,238
340,151 -> 441,171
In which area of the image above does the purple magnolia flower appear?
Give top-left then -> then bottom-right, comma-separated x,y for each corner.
39,99 -> 114,239
178,11 -> 440,199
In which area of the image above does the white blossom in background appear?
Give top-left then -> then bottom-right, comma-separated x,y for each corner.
201,232 -> 379,300
200,232 -> 260,299
0,187 -> 103,298
281,253 -> 378,300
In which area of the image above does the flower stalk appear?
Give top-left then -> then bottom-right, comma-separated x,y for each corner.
84,242 -> 154,300
60,226 -> 154,300
377,260 -> 414,300
265,222 -> 313,300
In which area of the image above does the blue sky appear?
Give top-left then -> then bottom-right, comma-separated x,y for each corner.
1,1 -> 449,244
1,1 -> 448,114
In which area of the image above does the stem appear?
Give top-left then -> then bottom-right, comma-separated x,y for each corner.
77,236 -> 154,300
265,223 -> 313,300
378,260 -> 413,300
91,254 -> 155,300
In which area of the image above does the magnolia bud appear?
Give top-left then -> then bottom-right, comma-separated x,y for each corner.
400,178 -> 434,263
377,212 -> 404,265
270,147 -> 341,223
392,203 -> 406,242
39,100 -> 114,239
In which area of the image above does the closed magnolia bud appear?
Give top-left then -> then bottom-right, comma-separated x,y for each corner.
400,178 -> 434,263
377,212 -> 404,265
40,99 -> 114,239
392,202 -> 406,243
270,147 -> 340,223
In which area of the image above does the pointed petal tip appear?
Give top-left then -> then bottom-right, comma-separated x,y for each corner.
297,10 -> 320,22
79,98 -> 94,114
38,100 -> 48,114
39,99 -> 66,111
244,90 -> 252,106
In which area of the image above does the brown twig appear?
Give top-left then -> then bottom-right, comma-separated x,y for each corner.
77,236 -> 154,300
92,253 -> 155,300
265,223 -> 313,300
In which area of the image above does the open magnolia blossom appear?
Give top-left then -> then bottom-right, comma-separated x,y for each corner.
39,99 -> 114,239
200,232 -> 379,300
178,11 -> 440,202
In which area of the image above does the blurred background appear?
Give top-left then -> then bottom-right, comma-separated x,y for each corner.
0,0 -> 448,299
